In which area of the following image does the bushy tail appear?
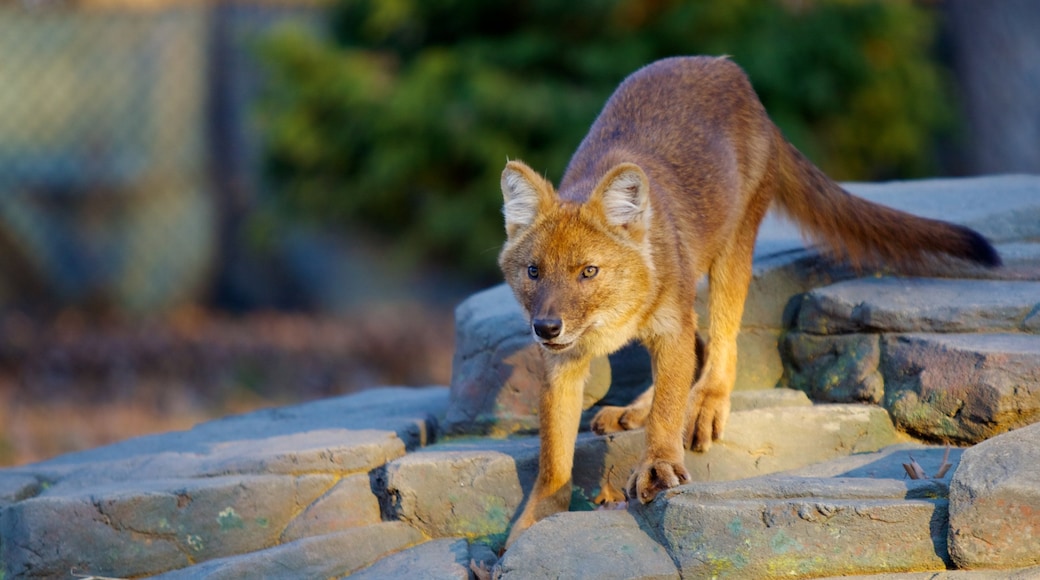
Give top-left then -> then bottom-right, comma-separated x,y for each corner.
773,136 -> 1001,270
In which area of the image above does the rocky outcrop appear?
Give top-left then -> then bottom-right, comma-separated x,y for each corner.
2,384 -> 1039,579
948,421 -> 1040,570
782,278 -> 1040,443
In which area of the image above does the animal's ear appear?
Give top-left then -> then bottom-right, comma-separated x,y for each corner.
501,160 -> 553,237
592,163 -> 651,230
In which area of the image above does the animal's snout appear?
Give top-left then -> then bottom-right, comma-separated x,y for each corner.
532,317 -> 563,340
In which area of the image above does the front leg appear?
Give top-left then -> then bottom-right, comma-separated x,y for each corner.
505,353 -> 590,547
628,322 -> 698,504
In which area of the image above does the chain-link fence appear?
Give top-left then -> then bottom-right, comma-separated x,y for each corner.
0,0 -> 321,313
0,1 -> 456,466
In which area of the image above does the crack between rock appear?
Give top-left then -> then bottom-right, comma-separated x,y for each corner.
277,473 -> 343,544
89,495 -> 198,565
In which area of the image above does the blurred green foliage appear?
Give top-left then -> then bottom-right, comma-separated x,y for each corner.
259,0 -> 952,282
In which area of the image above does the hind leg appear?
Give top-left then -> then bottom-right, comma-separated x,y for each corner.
591,335 -> 704,435
590,386 -> 654,434
685,231 -> 758,452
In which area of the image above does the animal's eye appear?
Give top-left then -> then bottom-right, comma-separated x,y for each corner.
581,265 -> 599,279
527,265 -> 539,279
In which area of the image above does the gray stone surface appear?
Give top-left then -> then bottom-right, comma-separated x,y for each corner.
730,387 -> 811,410
0,387 -> 447,580
782,333 -> 884,403
147,524 -> 424,580
497,510 -> 679,580
783,442 -> 963,481
679,404 -> 902,483
948,422 -> 1040,570
382,400 -> 901,553
384,447 -> 531,549
0,474 -> 41,508
280,473 -> 382,542
349,538 -> 473,580
817,567 -> 1040,580
2,386 -> 447,496
1,474 -> 334,578
882,333 -> 1040,443
651,476 -> 951,579
794,278 -> 1040,334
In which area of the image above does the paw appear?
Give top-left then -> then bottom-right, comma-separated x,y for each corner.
591,405 -> 647,434
626,459 -> 690,504
684,387 -> 731,452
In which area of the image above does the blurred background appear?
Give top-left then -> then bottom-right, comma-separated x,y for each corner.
0,0 -> 1037,466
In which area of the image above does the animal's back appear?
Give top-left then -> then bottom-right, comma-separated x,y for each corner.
559,56 -> 775,209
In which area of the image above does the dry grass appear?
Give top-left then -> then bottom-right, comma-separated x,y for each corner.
0,303 -> 456,467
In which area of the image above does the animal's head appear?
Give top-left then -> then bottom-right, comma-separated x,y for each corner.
497,159 -> 656,356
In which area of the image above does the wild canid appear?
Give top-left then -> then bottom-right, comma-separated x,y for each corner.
497,56 -> 1000,546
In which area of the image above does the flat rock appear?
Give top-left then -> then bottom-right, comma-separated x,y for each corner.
383,446 -> 533,550
678,404 -> 902,483
1,474 -> 335,578
384,401 -> 900,552
0,473 -> 42,508
497,509 -> 679,580
3,386 -> 447,495
147,524 -> 424,580
948,421 -> 1040,569
783,442 -> 963,481
730,387 -> 811,410
651,476 -> 951,579
784,329 -> 1040,444
0,387 -> 448,579
793,278 -> 1040,334
818,568 -> 1040,580
349,538 -> 474,580
881,333 -> 1040,443
280,473 -> 382,542
782,333 -> 884,404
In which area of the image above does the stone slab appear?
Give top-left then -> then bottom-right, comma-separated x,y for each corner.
817,566 -> 1040,579
497,510 -> 679,580
0,474 -> 42,508
1,474 -> 335,578
782,332 -> 884,404
948,421 -> 1040,570
280,473 -> 382,543
2,387 -> 447,496
652,476 -> 951,579
385,402 -> 900,552
383,447 -> 532,550
349,538 -> 473,580
730,387 -> 811,410
794,277 -> 1040,334
147,524 -> 424,580
881,333 -> 1040,443
783,442 -> 963,482
675,404 -> 903,484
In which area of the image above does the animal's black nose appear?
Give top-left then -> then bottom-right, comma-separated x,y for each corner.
532,318 -> 563,339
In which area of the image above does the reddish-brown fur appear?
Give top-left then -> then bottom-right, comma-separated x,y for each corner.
498,56 -> 999,547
